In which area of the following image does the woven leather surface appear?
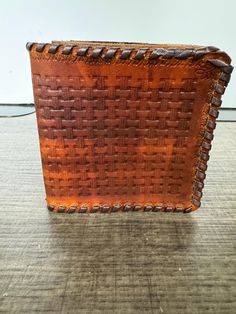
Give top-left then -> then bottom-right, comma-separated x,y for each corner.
27,41 -> 233,213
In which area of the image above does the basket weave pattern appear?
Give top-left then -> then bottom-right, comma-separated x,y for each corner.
27,41 -> 233,213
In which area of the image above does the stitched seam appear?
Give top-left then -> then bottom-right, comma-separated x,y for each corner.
47,203 -> 192,214
26,42 -> 220,62
191,59 -> 233,209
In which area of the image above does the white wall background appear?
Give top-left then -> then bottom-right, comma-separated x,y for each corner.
0,0 -> 235,107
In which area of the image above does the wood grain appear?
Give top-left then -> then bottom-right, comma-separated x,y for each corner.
0,115 -> 235,313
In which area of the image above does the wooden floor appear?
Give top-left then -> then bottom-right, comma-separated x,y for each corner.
0,114 -> 235,314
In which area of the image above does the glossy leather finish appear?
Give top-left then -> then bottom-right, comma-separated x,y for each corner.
27,41 -> 233,213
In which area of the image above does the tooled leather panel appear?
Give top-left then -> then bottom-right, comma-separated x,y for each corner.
27,42 -> 233,213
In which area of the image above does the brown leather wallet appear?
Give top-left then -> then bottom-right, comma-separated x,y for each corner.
26,40 -> 233,213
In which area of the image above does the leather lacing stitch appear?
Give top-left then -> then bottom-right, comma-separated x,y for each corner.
26,42 -> 220,61
191,59 -> 233,209
47,203 -> 192,214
